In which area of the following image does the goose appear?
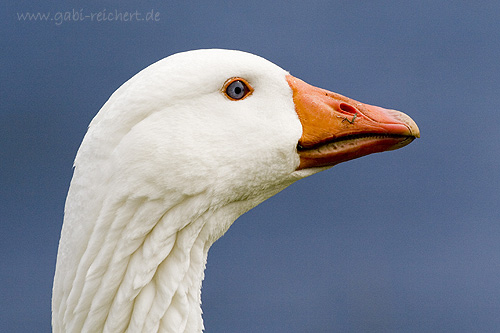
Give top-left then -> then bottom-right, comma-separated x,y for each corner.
52,49 -> 419,332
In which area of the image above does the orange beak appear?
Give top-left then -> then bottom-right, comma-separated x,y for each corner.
286,75 -> 420,170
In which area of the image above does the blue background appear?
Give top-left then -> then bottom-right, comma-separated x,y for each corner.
2,1 -> 500,331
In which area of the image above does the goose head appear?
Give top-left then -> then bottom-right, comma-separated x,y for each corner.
77,49 -> 418,234
53,49 -> 419,332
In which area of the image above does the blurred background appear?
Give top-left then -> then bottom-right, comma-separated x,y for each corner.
2,1 -> 500,331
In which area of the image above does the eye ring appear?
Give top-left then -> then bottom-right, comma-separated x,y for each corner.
223,78 -> 253,101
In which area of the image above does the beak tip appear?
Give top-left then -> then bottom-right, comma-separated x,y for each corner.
409,120 -> 420,139
407,121 -> 420,139
387,109 -> 420,139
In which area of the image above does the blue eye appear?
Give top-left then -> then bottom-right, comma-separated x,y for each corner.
225,79 -> 252,100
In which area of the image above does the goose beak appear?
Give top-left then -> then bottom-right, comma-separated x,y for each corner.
286,75 -> 420,170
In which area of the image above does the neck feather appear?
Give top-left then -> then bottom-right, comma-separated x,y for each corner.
52,188 -> 247,333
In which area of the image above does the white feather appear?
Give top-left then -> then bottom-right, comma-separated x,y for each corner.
52,49 -> 316,332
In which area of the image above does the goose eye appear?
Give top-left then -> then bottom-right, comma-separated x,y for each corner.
224,78 -> 253,100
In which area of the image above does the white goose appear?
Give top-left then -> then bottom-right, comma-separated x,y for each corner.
52,49 -> 419,332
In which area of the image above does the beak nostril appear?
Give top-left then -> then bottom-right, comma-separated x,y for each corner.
339,103 -> 358,115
